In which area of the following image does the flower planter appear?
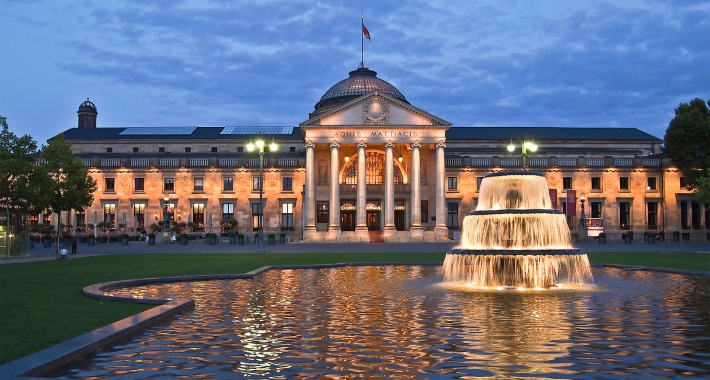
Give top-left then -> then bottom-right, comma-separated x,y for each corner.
229,236 -> 236,244
209,237 -> 217,245
148,237 -> 155,246
121,238 -> 129,246
268,236 -> 275,245
598,236 -> 606,244
647,236 -> 655,244
279,236 -> 286,244
624,236 -> 632,244
42,240 -> 52,248
87,239 -> 95,246
180,238 -> 187,245
237,236 -> 244,245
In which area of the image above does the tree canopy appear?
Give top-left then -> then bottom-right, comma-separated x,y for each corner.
663,98 -> 710,201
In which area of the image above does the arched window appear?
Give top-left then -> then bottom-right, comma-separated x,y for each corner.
341,152 -> 404,184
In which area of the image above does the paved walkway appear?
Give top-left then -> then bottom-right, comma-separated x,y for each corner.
2,238 -> 708,264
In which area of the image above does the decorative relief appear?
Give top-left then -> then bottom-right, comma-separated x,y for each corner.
119,173 -> 130,187
461,173 -> 473,187
362,96 -> 389,125
317,160 -> 328,185
179,174 -> 189,188
603,172 -> 617,189
149,173 -> 159,187
267,170 -> 278,187
238,172 -> 248,187
547,172 -> 560,188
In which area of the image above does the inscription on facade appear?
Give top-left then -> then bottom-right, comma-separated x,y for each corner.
332,130 -> 419,138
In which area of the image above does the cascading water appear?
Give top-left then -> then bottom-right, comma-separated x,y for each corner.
444,170 -> 593,289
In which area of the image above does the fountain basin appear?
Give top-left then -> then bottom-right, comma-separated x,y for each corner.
449,248 -> 581,256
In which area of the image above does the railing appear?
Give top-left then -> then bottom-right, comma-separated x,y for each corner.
341,183 -> 410,194
586,158 -> 605,167
470,158 -> 491,166
445,158 -> 463,166
246,158 -> 270,167
557,158 -> 577,167
528,158 -> 548,167
642,158 -> 660,166
614,158 -> 633,167
500,158 -> 520,167
130,158 -> 150,167
189,158 -> 209,167
218,158 -> 239,167
278,158 -> 298,167
100,158 -> 121,167
159,158 -> 180,167
82,159 -> 92,167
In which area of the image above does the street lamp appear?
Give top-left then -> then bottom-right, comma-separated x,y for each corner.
506,137 -> 538,170
246,132 -> 277,252
163,195 -> 170,232
578,192 -> 588,243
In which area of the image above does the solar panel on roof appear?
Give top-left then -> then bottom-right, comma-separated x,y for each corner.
220,126 -> 294,135
119,127 -> 197,135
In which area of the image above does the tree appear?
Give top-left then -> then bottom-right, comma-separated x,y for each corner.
663,98 -> 710,201
40,133 -> 97,255
0,117 -> 51,258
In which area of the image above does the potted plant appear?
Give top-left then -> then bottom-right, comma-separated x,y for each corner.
268,233 -> 276,245
624,231 -> 633,244
657,231 -> 665,242
209,233 -> 217,245
42,234 -> 52,248
120,233 -> 129,246
237,233 -> 245,245
148,233 -> 156,245
598,232 -> 606,244
179,233 -> 188,245
645,231 -> 656,244
61,233 -> 72,247
229,232 -> 237,244
672,231 -> 680,242
279,232 -> 286,244
222,218 -> 239,232
87,233 -> 96,246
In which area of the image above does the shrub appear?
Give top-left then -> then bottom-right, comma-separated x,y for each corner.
673,231 -> 680,236
268,233 -> 276,238
61,233 -> 71,240
238,233 -> 244,238
120,233 -> 129,239
279,232 -> 286,237
625,231 -> 633,238
87,233 -> 95,239
148,233 -> 156,239
657,231 -> 665,236
42,234 -> 52,241
179,233 -> 188,239
598,232 -> 606,237
229,231 -> 237,237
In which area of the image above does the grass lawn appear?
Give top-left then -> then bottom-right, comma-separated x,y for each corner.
1,250 -> 708,365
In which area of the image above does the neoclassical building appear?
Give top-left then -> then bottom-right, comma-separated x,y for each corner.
32,65 -> 708,244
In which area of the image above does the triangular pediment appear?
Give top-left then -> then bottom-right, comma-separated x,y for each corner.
300,92 -> 450,127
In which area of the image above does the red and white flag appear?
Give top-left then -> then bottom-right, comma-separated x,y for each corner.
362,23 -> 371,40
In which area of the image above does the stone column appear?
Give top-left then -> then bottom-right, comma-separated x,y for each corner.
303,140 -> 316,239
409,141 -> 423,237
434,140 -> 448,237
355,140 -> 369,235
328,141 -> 341,235
383,141 -> 396,235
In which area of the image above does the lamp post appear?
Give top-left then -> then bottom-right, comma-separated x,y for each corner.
162,195 -> 170,244
578,192 -> 588,243
247,133 -> 277,252
506,137 -> 538,170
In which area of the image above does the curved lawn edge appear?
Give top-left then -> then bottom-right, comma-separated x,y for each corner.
1,261 -> 706,378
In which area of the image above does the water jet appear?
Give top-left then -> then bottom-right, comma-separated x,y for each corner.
444,170 -> 593,288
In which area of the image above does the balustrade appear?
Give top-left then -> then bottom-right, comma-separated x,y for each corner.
100,158 -> 121,167
130,158 -> 150,167
189,158 -> 209,167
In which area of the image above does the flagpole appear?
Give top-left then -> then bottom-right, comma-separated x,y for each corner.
361,13 -> 364,68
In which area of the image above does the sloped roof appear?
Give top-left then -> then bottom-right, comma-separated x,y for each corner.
446,126 -> 661,141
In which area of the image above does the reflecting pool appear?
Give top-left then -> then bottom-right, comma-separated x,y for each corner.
51,266 -> 710,379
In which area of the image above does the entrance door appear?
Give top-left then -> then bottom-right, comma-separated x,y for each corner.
394,200 -> 405,231
367,211 -> 380,231
341,212 -> 355,231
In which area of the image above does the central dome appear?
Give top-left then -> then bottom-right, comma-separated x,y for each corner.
314,67 -> 409,113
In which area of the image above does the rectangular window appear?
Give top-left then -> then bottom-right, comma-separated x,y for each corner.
290,147 -> 296,152
185,147 -> 191,153
253,177 -> 261,191
281,202 -> 294,231
194,177 -> 204,191
252,202 -> 263,231
563,177 -> 573,190
222,203 -> 235,221
476,177 -> 484,192
446,202 -> 459,230
447,177 -> 458,191
691,201 -> 702,229
237,147 -> 243,153
620,177 -> 629,191
591,177 -> 601,191
283,177 -> 293,191
591,201 -> 602,219
75,212 -> 86,231
103,203 -> 116,227
211,147 -> 218,152
133,203 -> 146,230
105,178 -> 115,192
106,147 -> 112,153
619,201 -> 630,230
680,177 -> 687,188
317,201 -> 329,223
43,214 -> 51,227
647,177 -> 657,191
647,202 -> 658,229
159,147 -> 165,153
133,147 -> 139,153
681,201 -> 689,229
193,203 -> 205,231
164,178 -> 174,191
421,200 -> 429,223
163,202 -> 175,225
221,177 -> 233,191
134,177 -> 144,192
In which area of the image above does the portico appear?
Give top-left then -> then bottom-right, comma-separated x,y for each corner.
301,91 -> 450,239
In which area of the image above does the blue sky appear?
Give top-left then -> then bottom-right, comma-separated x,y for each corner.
2,0 -> 708,145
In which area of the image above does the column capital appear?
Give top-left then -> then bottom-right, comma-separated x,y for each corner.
357,140 -> 367,148
305,140 -> 315,148
384,140 -> 395,148
330,140 -> 340,149
437,139 -> 446,148
412,140 -> 421,148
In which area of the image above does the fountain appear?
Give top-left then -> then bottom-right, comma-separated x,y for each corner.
444,170 -> 593,288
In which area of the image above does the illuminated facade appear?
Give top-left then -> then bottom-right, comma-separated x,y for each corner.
40,67 -> 708,243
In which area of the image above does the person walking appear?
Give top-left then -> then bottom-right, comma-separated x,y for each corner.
70,235 -> 78,255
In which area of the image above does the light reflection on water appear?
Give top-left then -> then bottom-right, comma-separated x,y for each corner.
51,266 -> 710,379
